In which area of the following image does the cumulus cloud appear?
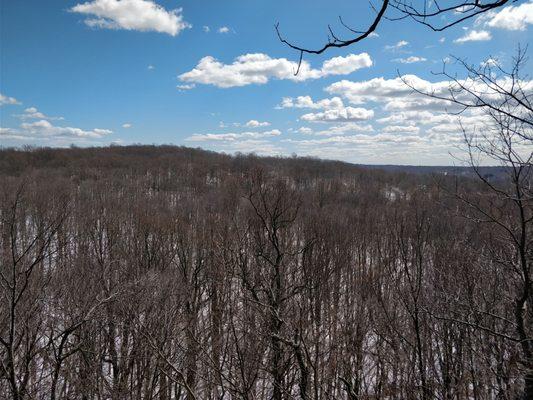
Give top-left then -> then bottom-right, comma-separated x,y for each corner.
0,127 -> 21,139
178,52 -> 373,88
218,26 -> 230,33
300,107 -> 374,123
245,120 -> 271,128
393,56 -> 427,64
1,100 -> 113,145
70,0 -> 191,36
327,75 -> 514,118
377,110 -> 447,125
297,127 -> 313,134
478,1 -> 533,31
282,128 -> 461,165
186,129 -> 281,142
325,75 -> 440,105
323,75 -> 490,113
20,120 -> 112,138
278,72 -> 533,164
278,96 -> 344,110
2,119 -> 112,139
203,25 -> 210,33
454,30 -> 492,43
385,40 -> 409,51
177,83 -> 196,91
220,140 -> 283,155
285,133 -> 426,147
293,123 -> 374,136
122,123 -> 132,128
481,57 -> 500,67
383,97 -> 452,112
382,125 -> 420,133
321,53 -> 374,75
278,94 -> 373,124
15,107 -> 63,120
0,93 -> 20,106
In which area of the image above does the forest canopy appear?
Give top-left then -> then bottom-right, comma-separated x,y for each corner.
0,144 -> 531,399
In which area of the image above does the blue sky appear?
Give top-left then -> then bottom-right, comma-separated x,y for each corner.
1,0 -> 532,164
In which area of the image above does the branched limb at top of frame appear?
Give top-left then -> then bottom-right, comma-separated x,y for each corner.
275,0 -> 517,72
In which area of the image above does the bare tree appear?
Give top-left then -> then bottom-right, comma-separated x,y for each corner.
415,48 -> 533,399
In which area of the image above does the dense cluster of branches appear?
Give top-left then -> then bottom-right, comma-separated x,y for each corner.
0,140 -> 530,399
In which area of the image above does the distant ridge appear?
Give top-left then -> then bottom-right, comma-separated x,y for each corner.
358,164 -> 510,181
0,144 -> 509,181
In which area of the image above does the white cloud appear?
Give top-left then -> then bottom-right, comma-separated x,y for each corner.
321,53 -> 374,75
178,52 -> 373,88
278,96 -> 344,110
122,123 -> 132,128
203,25 -> 210,33
21,120 -> 111,138
195,139 -> 284,156
0,127 -> 19,137
454,30 -> 492,43
481,57 -> 500,67
326,75 -> 445,105
177,84 -> 196,91
2,101 -> 113,145
393,56 -> 427,64
377,110 -> 446,125
3,119 -> 112,139
218,26 -> 230,33
148,64 -> 155,70
479,2 -> 533,31
300,107 -> 374,123
184,126 -> 285,155
382,125 -> 420,133
245,120 -> 271,128
186,129 -> 281,142
383,97 -> 451,112
285,133 -> 426,147
15,107 -> 63,120
279,73 -> 533,164
0,93 -> 20,106
385,40 -> 409,51
323,75 -> 499,114
297,127 -> 313,134
294,123 -> 374,136
70,0 -> 191,36
279,95 -> 373,124
439,37 -> 446,43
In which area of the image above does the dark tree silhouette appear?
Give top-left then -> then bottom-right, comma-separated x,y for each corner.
276,0 -> 520,63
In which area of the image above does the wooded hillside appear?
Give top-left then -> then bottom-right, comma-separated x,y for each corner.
0,145 -> 530,399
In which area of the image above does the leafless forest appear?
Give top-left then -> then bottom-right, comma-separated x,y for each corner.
0,138 -> 531,400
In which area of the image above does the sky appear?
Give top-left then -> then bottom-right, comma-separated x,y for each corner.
1,0 -> 532,165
